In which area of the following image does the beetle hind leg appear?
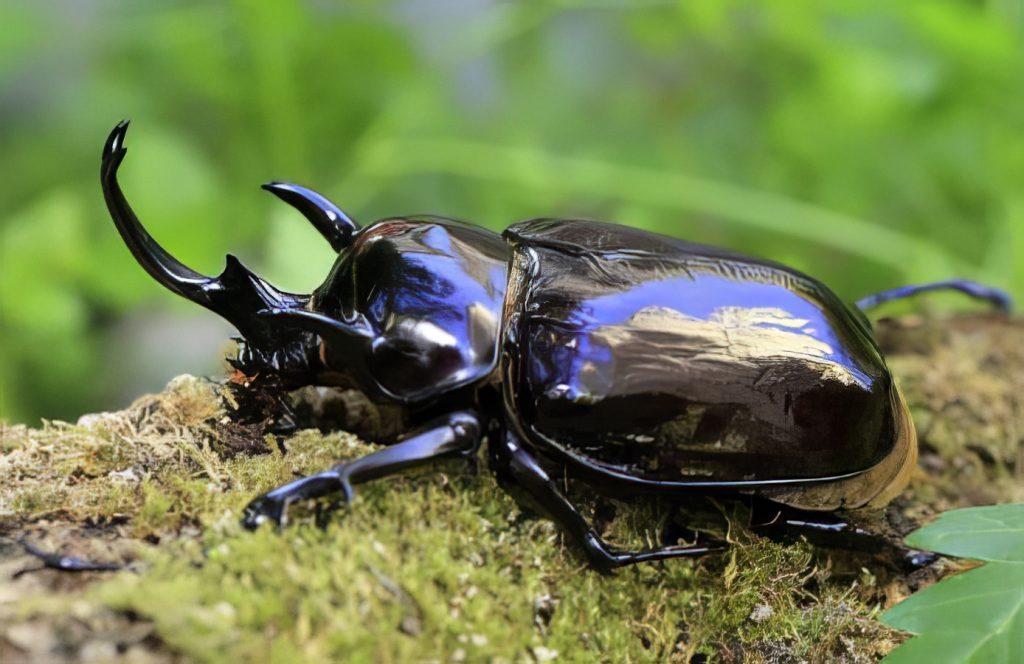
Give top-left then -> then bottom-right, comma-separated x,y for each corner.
856,279 -> 1012,313
491,428 -> 723,572
749,500 -> 937,571
241,410 -> 481,529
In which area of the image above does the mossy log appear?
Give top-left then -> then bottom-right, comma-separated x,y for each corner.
1,314 -> 1020,663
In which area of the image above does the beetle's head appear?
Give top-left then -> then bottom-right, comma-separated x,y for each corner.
101,121 -> 359,383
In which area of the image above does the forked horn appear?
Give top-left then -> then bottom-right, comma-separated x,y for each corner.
101,121 -> 308,347
262,182 -> 358,252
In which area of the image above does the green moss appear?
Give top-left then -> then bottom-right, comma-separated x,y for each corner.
1,375 -> 891,661
135,482 -> 177,536
0,375 -> 898,662
4,316 -> 1023,662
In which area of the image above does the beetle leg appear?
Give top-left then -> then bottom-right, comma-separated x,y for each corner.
749,500 -> 938,571
491,429 -> 723,573
856,279 -> 1012,313
241,410 -> 481,529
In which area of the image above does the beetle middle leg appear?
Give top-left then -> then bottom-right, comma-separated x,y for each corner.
490,428 -> 723,572
856,279 -> 1012,312
241,410 -> 481,529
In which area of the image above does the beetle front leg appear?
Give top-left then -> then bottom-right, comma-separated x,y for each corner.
241,410 -> 481,529
491,428 -> 722,573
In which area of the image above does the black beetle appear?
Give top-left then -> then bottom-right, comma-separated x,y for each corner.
102,121 -> 1011,570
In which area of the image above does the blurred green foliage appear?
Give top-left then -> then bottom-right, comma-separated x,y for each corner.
2,1 -> 1022,424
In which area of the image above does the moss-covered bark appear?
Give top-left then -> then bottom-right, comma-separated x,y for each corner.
1,314 -> 1020,663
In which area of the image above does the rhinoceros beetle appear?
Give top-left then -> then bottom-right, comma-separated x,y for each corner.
102,121 -> 1011,571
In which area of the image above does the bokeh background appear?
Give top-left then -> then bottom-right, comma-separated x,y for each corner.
2,1 -> 1022,425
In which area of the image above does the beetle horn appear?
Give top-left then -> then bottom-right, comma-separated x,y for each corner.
101,120 -> 309,346
261,182 -> 359,252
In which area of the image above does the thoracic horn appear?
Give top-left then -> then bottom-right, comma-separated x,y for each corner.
261,182 -> 359,252
101,121 -> 309,347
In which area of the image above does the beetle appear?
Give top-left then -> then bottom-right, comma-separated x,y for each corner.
102,121 -> 1012,570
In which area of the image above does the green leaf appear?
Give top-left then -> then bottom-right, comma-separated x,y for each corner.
882,504 -> 1024,662
905,504 -> 1024,564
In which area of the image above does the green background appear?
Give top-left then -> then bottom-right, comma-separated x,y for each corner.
2,1 -> 1022,424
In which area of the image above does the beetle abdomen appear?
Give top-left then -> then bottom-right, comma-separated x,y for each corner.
502,219 -> 900,486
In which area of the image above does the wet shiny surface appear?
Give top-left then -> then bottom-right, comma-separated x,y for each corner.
313,216 -> 508,403
502,219 -> 898,484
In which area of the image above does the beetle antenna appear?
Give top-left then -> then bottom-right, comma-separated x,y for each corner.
261,182 -> 359,252
101,121 -> 309,347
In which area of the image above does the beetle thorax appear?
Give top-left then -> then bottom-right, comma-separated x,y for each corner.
311,218 -> 509,404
